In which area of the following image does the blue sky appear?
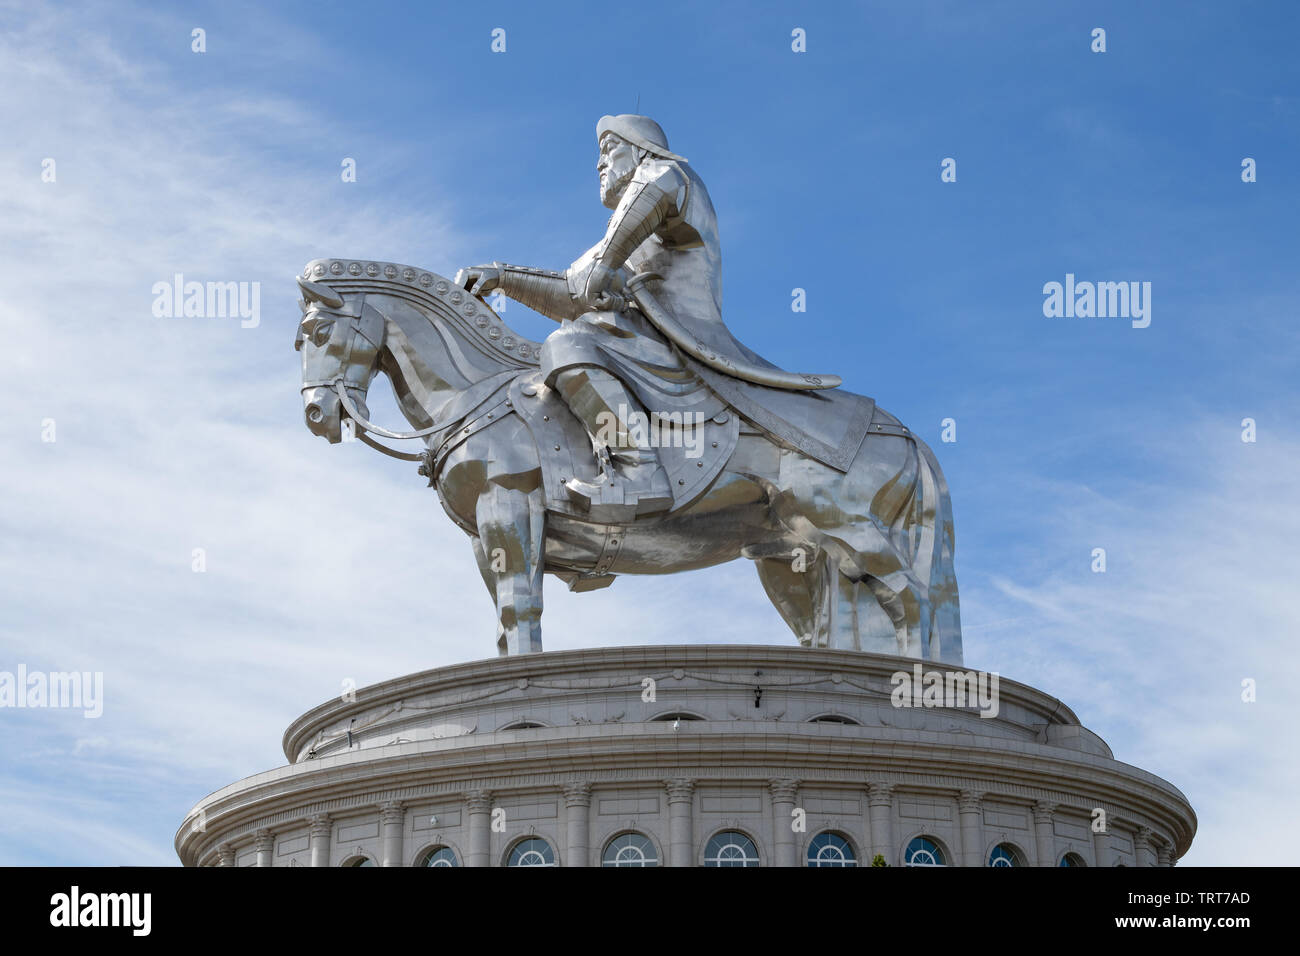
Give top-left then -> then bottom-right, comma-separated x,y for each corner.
1,0 -> 1296,865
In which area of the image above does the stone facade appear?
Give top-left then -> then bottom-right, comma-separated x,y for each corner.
176,645 -> 1195,867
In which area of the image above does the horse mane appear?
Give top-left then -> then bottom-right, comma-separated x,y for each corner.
300,258 -> 542,381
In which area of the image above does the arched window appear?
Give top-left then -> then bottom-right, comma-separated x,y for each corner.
417,846 -> 458,867
650,712 -> 704,722
807,832 -> 856,867
601,832 -> 659,867
506,837 -> 556,867
341,855 -> 374,867
989,843 -> 1025,867
904,836 -> 946,867
703,831 -> 759,867
808,715 -> 860,725
1059,852 -> 1087,867
499,720 -> 545,730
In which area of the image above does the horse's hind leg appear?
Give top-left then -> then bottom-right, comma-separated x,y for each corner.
817,563 -> 919,656
755,554 -> 824,647
755,550 -> 898,653
475,482 -> 545,655
859,572 -> 923,657
761,558 -> 930,658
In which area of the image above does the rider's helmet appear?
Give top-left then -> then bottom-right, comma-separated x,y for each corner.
596,114 -> 688,164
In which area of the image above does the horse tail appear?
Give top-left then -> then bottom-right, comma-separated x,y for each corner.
911,435 -> 963,664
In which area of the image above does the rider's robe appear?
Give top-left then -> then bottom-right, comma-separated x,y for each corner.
541,157 -> 874,472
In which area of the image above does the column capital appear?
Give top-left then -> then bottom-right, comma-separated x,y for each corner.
217,843 -> 236,866
866,782 -> 896,807
253,829 -> 275,852
465,789 -> 494,813
1133,825 -> 1153,849
1156,844 -> 1173,866
1031,801 -> 1057,824
379,801 -> 406,825
768,778 -> 800,802
309,813 -> 332,837
664,777 -> 696,803
563,782 -> 593,808
957,789 -> 985,813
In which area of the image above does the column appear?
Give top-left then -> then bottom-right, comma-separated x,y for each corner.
1156,843 -> 1173,867
866,783 -> 896,866
254,829 -> 274,868
1133,826 -> 1153,868
563,782 -> 593,867
309,814 -> 332,868
769,778 -> 800,868
665,778 -> 696,867
217,843 -> 235,867
1092,812 -> 1112,868
465,790 -> 493,867
957,790 -> 985,868
1031,802 -> 1056,867
380,801 -> 406,867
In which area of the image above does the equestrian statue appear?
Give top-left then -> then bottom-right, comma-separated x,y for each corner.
296,114 -> 963,663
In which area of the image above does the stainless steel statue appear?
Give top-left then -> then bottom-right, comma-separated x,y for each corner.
297,114 -> 963,664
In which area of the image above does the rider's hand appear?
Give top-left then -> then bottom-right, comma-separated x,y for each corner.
454,264 -> 502,298
592,290 -> 627,312
582,261 -> 617,311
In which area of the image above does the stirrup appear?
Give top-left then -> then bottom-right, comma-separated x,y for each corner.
564,461 -> 672,522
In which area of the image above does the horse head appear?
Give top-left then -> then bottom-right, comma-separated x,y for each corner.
296,276 -> 384,443
296,259 -> 544,452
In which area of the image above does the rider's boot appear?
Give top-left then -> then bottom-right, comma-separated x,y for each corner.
552,366 -> 672,522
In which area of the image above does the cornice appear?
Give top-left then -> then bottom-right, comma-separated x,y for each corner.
280,644 -> 1081,763
178,720 -> 1195,865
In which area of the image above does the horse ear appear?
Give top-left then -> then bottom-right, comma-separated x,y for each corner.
297,276 -> 344,309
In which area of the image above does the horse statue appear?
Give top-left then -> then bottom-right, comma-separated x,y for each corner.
296,258 -> 962,663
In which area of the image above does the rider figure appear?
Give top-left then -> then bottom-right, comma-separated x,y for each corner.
456,115 -> 726,520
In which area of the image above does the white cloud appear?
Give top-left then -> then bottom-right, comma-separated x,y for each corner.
967,424 -> 1300,865
0,2 -> 477,863
0,1 -> 793,866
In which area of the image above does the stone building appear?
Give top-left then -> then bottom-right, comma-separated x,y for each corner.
175,644 -> 1194,866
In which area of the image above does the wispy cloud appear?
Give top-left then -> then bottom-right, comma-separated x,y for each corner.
0,0 -> 794,866
0,1 -> 475,864
966,422 -> 1300,865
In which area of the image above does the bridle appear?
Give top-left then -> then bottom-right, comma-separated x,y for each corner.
300,294 -> 455,461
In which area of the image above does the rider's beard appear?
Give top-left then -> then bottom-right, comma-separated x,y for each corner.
601,167 -> 634,209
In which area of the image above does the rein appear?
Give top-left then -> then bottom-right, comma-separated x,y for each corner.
302,290 -> 516,464
334,380 -> 446,440
302,378 -> 451,462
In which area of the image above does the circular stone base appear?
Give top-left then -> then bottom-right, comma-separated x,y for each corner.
176,645 -> 1195,867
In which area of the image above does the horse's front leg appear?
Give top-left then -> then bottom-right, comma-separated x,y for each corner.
475,482 -> 546,655
469,537 -> 507,655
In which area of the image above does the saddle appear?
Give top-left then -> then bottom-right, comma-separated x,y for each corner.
421,369 -> 740,523
509,371 -> 740,521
